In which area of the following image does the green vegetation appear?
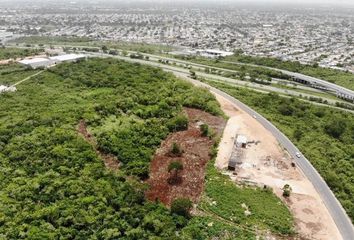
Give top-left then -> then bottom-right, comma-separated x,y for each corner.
0,58 -> 222,239
10,36 -> 175,54
168,161 -> 184,172
10,36 -> 94,45
171,143 -> 183,157
282,184 -> 292,198
200,160 -> 295,236
0,47 -> 43,60
171,198 -> 193,218
0,64 -> 41,85
174,55 -> 290,81
167,114 -> 189,132
200,124 -> 209,137
0,57 -> 298,239
207,80 -> 354,221
225,54 -> 354,91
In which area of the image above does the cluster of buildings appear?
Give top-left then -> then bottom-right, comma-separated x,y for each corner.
0,3 -> 353,71
0,30 -> 16,45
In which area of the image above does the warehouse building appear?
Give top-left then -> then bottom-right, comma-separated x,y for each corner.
18,54 -> 86,69
18,58 -> 54,69
49,54 -> 86,63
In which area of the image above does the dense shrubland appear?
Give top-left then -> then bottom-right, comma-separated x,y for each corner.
0,58 -> 297,239
0,58 -> 223,239
0,47 -> 42,60
208,80 -> 354,221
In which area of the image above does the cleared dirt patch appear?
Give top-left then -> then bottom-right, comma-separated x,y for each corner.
146,108 -> 226,206
77,119 -> 120,170
213,93 -> 342,240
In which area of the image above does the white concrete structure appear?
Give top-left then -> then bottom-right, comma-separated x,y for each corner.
0,30 -> 14,44
236,135 -> 247,148
49,54 -> 86,63
18,54 -> 86,69
18,58 -> 54,69
0,85 -> 16,93
197,49 -> 234,58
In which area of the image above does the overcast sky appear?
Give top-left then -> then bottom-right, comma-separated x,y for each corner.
1,0 -> 354,8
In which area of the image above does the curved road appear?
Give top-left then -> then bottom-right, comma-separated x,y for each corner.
185,76 -> 354,240
222,60 -> 354,102
88,52 -> 354,239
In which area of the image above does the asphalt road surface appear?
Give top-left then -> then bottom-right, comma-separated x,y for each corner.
185,76 -> 354,240
222,60 -> 354,101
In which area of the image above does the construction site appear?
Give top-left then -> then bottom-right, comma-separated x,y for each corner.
213,93 -> 342,240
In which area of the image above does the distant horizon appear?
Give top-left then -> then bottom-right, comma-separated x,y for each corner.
1,0 -> 354,6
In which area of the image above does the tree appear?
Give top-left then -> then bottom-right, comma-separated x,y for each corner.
200,124 -> 209,137
282,184 -> 292,198
171,198 -> 193,218
168,160 -> 183,185
170,143 -> 182,157
167,114 -> 188,132
325,118 -> 346,139
293,129 -> 303,141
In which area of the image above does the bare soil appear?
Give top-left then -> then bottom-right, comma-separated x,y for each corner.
77,119 -> 120,171
145,108 -> 226,206
213,93 -> 342,240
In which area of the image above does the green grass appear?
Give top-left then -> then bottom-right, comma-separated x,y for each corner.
200,161 -> 295,236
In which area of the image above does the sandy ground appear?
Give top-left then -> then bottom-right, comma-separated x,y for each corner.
213,93 -> 342,240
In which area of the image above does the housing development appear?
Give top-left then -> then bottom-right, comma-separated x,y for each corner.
1,1 -> 354,72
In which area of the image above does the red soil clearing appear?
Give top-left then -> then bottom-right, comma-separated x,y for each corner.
146,108 -> 226,206
77,120 -> 120,171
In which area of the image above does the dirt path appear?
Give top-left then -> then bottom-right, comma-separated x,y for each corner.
77,120 -> 120,170
213,94 -> 342,240
146,108 -> 226,206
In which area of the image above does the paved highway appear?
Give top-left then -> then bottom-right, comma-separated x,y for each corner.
88,52 -> 354,239
222,60 -> 354,102
87,52 -> 354,113
181,75 -> 354,240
